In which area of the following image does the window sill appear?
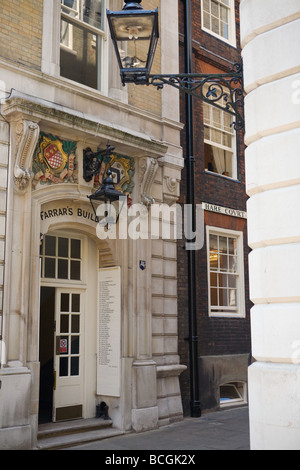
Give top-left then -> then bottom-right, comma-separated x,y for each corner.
220,398 -> 246,407
204,170 -> 241,183
201,27 -> 237,49
209,313 -> 246,319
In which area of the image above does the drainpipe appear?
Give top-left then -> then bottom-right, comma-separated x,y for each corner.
183,0 -> 201,418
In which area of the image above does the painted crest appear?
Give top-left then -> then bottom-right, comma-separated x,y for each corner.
40,140 -> 67,173
32,133 -> 78,186
40,141 -> 68,172
94,153 -> 135,196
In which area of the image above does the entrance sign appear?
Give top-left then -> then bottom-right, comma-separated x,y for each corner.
97,267 -> 121,397
40,202 -> 98,232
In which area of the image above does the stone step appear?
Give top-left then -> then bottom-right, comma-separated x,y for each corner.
37,418 -> 124,450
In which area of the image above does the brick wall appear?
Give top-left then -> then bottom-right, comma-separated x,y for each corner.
0,0 -> 162,115
0,0 -> 43,70
127,0 -> 162,116
177,0 -> 252,414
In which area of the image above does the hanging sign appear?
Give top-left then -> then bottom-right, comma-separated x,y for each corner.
97,267 -> 121,397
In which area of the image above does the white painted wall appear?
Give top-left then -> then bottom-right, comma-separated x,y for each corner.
240,0 -> 300,450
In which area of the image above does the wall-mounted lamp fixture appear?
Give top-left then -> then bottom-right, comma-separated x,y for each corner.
107,0 -> 244,131
84,142 -> 126,225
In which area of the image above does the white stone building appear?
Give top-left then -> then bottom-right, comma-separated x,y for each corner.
240,0 -> 300,450
0,0 -> 185,450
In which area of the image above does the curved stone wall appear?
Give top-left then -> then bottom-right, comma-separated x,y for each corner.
240,0 -> 300,450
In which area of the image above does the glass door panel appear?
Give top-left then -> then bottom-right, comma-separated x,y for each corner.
53,289 -> 84,422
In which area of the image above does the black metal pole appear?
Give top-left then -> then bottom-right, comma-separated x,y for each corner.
183,0 -> 201,418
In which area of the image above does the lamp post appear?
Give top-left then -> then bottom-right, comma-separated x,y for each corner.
106,0 -> 245,418
106,0 -> 244,131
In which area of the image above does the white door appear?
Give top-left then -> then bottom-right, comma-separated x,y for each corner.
53,288 -> 84,422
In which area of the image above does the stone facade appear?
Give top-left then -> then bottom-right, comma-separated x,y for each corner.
0,0 -> 185,450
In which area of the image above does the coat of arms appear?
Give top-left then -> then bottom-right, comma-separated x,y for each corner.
83,143 -> 135,203
39,139 -> 68,173
32,133 -> 78,186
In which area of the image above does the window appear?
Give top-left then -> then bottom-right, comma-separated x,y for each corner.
207,227 -> 245,318
60,0 -> 105,90
203,88 -> 237,179
40,235 -> 81,281
58,291 -> 81,377
220,382 -> 247,407
201,0 -> 236,46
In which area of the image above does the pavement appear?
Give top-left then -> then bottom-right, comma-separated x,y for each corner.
66,406 -> 250,451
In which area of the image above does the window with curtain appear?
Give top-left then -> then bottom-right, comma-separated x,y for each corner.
60,0 -> 105,90
203,87 -> 237,179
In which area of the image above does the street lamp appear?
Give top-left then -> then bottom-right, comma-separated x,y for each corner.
107,0 -> 159,85
85,142 -> 126,225
106,0 -> 245,419
107,0 -> 244,131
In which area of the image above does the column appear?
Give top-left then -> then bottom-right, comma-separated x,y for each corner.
129,228 -> 159,433
0,113 -> 39,449
240,0 -> 300,450
0,116 -> 8,365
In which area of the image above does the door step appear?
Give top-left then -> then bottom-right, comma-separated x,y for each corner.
37,418 -> 124,450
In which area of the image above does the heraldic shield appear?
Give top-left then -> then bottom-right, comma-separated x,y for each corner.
38,136 -> 68,175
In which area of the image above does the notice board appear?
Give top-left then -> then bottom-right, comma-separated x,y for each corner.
97,267 -> 121,397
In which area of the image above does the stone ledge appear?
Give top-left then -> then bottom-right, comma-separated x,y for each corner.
157,364 -> 187,378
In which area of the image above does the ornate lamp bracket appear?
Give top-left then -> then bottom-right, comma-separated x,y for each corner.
83,142 -> 115,183
140,62 -> 244,131
106,2 -> 244,132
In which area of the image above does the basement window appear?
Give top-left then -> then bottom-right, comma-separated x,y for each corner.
220,382 -> 246,407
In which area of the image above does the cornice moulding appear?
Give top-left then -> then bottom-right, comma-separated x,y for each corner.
2,94 -> 168,159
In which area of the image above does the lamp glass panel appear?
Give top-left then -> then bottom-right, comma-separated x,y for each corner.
110,15 -> 155,41
108,12 -> 157,72
118,37 -> 151,70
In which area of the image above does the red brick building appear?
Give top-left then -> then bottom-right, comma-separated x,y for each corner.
177,0 -> 252,415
